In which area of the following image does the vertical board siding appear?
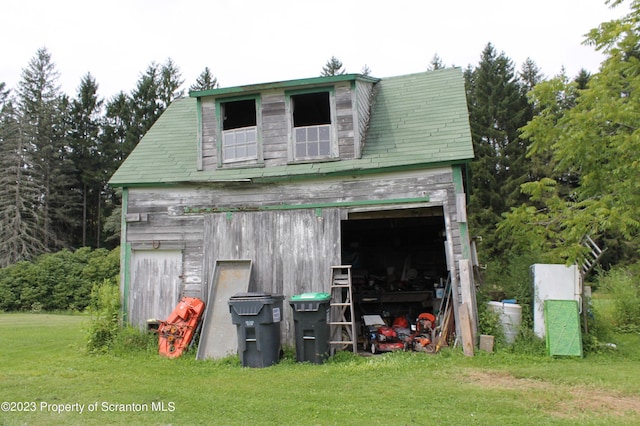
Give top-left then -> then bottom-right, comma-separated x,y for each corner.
201,99 -> 218,166
261,93 -> 288,166
129,250 -> 182,328
355,80 -> 375,157
335,85 -> 356,159
203,209 -> 341,342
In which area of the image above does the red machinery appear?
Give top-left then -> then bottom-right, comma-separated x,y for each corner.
362,315 -> 406,354
158,297 -> 205,358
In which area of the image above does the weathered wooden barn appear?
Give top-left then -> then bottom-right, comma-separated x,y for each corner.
109,68 -> 477,354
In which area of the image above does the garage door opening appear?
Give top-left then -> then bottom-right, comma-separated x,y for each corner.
340,207 -> 447,326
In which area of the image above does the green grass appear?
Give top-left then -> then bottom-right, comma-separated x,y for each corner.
1,313 -> 639,425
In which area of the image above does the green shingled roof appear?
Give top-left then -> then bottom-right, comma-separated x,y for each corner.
109,68 -> 473,186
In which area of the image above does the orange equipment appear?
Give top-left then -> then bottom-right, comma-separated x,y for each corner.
416,313 -> 436,334
412,312 -> 436,353
158,297 -> 205,358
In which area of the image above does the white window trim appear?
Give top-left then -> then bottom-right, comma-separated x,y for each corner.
286,89 -> 338,163
222,126 -> 258,164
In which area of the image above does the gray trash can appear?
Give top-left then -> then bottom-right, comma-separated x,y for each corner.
289,292 -> 331,364
228,292 -> 284,368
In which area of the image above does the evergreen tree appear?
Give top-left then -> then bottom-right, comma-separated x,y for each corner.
69,73 -> 105,247
49,94 -> 81,248
0,89 -> 46,266
190,66 -> 218,91
428,53 -> 445,70
321,56 -> 346,76
129,62 -> 162,145
129,59 -> 183,145
16,47 -> 74,251
519,58 -> 543,92
574,68 -> 592,89
103,91 -> 134,164
0,82 -> 9,103
504,58 -> 543,189
158,58 -> 184,107
465,43 -> 533,259
360,64 -> 372,76
100,92 -> 133,248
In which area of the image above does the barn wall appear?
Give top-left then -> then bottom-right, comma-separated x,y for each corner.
122,166 -> 466,340
203,208 -> 342,341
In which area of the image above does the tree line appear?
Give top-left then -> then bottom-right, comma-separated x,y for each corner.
1,0 -> 638,281
467,0 -> 640,298
0,50 -> 220,268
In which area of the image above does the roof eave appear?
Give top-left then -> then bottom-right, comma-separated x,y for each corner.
189,74 -> 380,98
109,158 -> 474,187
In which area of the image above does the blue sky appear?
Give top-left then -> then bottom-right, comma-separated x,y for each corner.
0,0 -> 629,99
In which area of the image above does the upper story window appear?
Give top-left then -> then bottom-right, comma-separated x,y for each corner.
290,91 -> 335,161
220,98 -> 259,164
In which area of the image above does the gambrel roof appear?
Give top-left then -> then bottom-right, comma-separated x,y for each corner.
109,68 -> 473,186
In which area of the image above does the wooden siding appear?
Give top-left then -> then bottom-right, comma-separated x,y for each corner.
129,250 -> 182,329
261,92 -> 288,167
354,80 -> 375,158
201,99 -> 218,169
335,85 -> 355,158
123,167 -> 467,343
203,209 -> 341,341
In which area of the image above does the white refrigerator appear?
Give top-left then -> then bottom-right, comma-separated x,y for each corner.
530,264 -> 582,338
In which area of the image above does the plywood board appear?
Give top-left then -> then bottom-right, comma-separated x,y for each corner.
544,299 -> 583,357
196,260 -> 252,360
459,302 -> 475,357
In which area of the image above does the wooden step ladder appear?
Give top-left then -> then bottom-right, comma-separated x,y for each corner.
329,265 -> 357,355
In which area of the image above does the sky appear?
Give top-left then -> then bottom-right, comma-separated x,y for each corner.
0,0 -> 631,100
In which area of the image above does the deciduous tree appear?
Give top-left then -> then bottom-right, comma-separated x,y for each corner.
500,0 -> 640,265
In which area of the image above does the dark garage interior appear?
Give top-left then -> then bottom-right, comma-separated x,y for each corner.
340,207 -> 448,326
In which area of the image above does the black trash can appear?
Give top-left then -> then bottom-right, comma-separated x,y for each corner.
289,292 -> 331,364
229,292 -> 284,368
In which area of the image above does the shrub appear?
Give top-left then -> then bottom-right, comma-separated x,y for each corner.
598,267 -> 640,333
85,279 -> 121,354
111,325 -> 158,356
477,300 -> 504,345
510,327 -> 546,356
480,253 -> 538,329
0,247 -> 120,312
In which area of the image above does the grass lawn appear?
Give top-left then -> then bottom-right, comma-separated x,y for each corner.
1,313 -> 639,425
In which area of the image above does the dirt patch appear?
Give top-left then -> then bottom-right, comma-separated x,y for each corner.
461,370 -> 640,418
